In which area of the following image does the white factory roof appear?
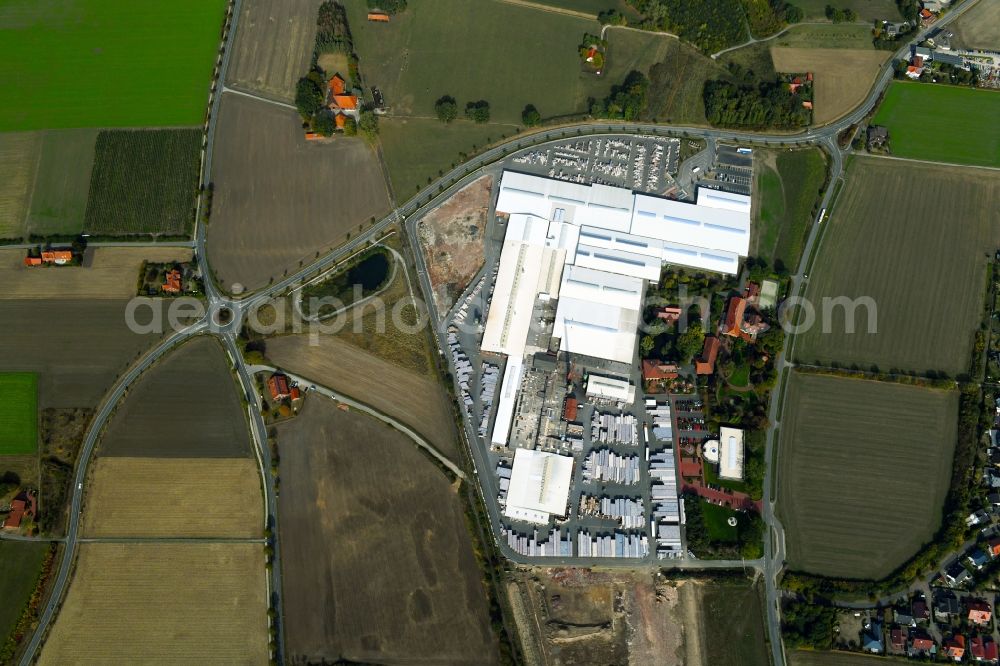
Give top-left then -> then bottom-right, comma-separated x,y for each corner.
490,358 -> 523,447
631,193 -> 750,257
503,448 -> 574,525
481,240 -> 564,357
558,264 -> 643,310
553,265 -> 642,364
696,188 -> 752,214
661,240 -> 741,275
497,171 -> 633,232
719,426 -> 745,481
586,374 -> 636,404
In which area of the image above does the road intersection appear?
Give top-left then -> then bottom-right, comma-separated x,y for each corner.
17,2 -> 982,664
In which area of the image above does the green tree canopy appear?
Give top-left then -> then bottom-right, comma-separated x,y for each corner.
359,110 -> 378,140
521,104 -> 541,127
295,77 -> 325,118
434,95 -> 458,123
367,0 -> 407,14
676,322 -> 705,362
313,111 -> 336,136
465,100 -> 490,124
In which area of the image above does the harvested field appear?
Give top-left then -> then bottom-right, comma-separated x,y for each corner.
82,458 -> 260,538
950,0 -> 1000,50
788,650 -> 899,666
207,93 -> 391,292
0,373 -> 36,455
0,455 -> 38,491
84,129 -> 201,236
771,48 -> 889,125
0,541 -> 49,652
0,247 -> 192,299
226,0 -> 320,102
265,333 -> 458,460
0,299 -> 164,408
99,336 -> 251,458
276,397 -> 495,664
417,175 -> 491,315
698,577 -> 769,666
39,543 -> 268,665
778,372 -> 957,579
872,82 -> 1000,168
793,158 -> 1000,375
0,0 -> 226,131
0,131 -> 40,238
25,129 -> 98,237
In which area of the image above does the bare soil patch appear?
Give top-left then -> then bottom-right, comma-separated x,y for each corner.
266,333 -> 459,460
82,458 -> 261,538
227,0 -> 321,102
0,299 -> 164,409
99,337 -> 251,458
950,0 -> 1000,51
39,543 -> 268,665
207,93 -> 391,292
0,247 -> 192,299
771,48 -> 890,125
417,175 -> 491,316
275,397 -> 495,664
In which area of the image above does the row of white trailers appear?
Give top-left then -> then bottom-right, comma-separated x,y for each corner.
582,448 -> 641,485
502,528 -> 649,559
591,411 -> 640,446
650,448 -> 682,558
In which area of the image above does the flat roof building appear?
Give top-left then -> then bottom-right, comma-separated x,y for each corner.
503,448 -> 574,524
718,426 -> 745,480
586,374 -> 636,404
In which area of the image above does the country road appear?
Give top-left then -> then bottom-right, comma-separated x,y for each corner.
16,0 -> 983,663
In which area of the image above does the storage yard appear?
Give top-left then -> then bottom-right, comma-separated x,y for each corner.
778,371 -> 957,579
275,397 -> 497,664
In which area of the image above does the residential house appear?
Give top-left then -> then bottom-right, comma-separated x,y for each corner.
162,269 -> 182,293
972,635 -> 1000,663
563,397 -> 579,422
909,630 -> 935,657
912,597 -> 930,622
654,306 -> 682,324
945,635 -> 967,662
267,374 -> 292,402
24,249 -> 73,266
326,74 -> 359,126
945,560 -> 971,585
969,549 -> 991,570
695,337 -> 720,375
907,55 -> 926,79
968,598 -> 992,626
920,8 -> 935,24
2,491 -> 36,530
895,609 -> 916,627
986,468 -> 1000,488
936,591 -> 962,620
722,296 -> 770,342
867,125 -> 889,150
989,492 -> 1000,508
990,448 -> 1000,468
988,537 -> 1000,558
862,622 -> 884,654
642,360 -> 679,383
889,627 -> 906,653
367,11 -> 389,21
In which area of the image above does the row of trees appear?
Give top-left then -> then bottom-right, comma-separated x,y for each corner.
824,4 -> 858,22
433,96 -> 491,123
704,76 -> 811,129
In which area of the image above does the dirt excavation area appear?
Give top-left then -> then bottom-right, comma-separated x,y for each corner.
506,568 -> 691,666
417,175 -> 491,316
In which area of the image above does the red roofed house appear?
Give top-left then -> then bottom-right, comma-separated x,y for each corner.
946,635 -> 966,661
723,296 -> 748,338
267,374 -> 292,402
744,282 -> 761,303
327,73 -> 360,128
2,491 -> 36,531
335,113 -> 347,130
912,597 -> 930,621
23,256 -> 42,266
642,360 -> 679,383
304,132 -> 323,141
162,269 -> 182,293
585,46 -> 598,62
25,249 -> 74,266
655,306 -> 682,324
367,11 -> 390,21
989,537 -> 1000,558
563,397 -> 579,422
329,74 -> 347,96
968,599 -> 992,625
290,386 -> 301,401
890,627 -> 906,652
910,632 -> 935,654
696,336 -> 720,375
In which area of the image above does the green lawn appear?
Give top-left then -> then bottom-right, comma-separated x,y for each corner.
792,0 -> 900,21
0,542 -> 48,652
25,129 -> 99,236
754,147 -> 828,271
0,374 -> 37,455
704,459 -> 750,494
702,501 -> 739,542
0,0 -> 226,130
872,82 -> 1000,168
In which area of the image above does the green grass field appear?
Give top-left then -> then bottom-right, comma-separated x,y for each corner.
525,0 -> 634,16
778,371 -> 957,579
84,129 -> 201,235
873,82 -> 1000,168
0,0 -> 226,131
0,542 -> 48,652
0,374 -> 37,455
792,0 -> 899,21
793,157 -> 1000,375
754,147 -> 828,271
25,129 -> 99,236
702,501 -> 739,542
700,578 -> 769,666
770,23 -> 878,49
788,649 -> 911,665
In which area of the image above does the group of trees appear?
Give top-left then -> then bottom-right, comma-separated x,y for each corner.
521,104 -> 541,127
781,600 -> 837,649
682,491 -> 764,558
743,0 -> 803,38
824,4 -> 857,22
433,96 -> 491,124
589,70 -> 650,120
578,33 -> 607,69
597,8 -> 627,25
703,74 -> 811,129
367,0 -> 406,14
315,1 -> 354,55
628,0 -> 749,53
896,0 -> 920,22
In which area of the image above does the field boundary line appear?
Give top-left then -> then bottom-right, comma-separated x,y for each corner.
221,86 -> 298,112
859,150 -> 1000,172
76,537 -> 266,544
488,0 -> 595,21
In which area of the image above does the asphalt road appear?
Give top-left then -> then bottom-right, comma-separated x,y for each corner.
18,1 -> 982,663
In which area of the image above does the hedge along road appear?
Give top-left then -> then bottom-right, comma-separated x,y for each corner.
19,1 -> 983,665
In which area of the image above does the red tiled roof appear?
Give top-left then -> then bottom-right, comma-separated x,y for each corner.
335,113 -> 347,129
329,74 -> 346,95
367,12 -> 389,21
268,374 -> 291,401
696,337 -> 720,375
911,636 -> 934,651
330,94 -> 358,110
563,397 -> 578,422
642,360 -> 679,381
162,269 -> 182,293
723,296 -> 747,337
41,250 -> 73,263
23,256 -> 42,266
